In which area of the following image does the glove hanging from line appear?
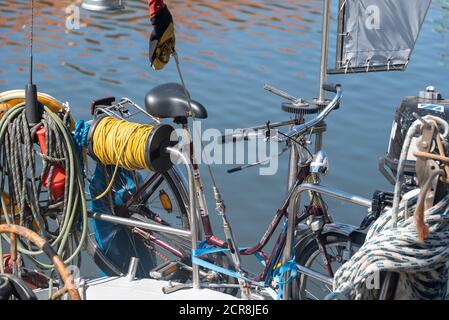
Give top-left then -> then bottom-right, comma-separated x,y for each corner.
148,0 -> 175,70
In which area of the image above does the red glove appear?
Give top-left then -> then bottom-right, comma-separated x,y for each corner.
149,0 -> 165,17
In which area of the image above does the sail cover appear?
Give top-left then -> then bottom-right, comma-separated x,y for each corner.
331,0 -> 432,74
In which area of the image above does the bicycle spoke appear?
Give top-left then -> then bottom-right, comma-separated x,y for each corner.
141,176 -> 164,203
104,227 -> 119,257
298,240 -> 361,300
126,230 -> 147,276
305,288 -> 319,300
315,254 -> 325,269
86,169 -> 189,279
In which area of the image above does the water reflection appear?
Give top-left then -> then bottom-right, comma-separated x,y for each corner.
0,0 -> 323,83
1,0 -> 448,111
2,0 -> 448,83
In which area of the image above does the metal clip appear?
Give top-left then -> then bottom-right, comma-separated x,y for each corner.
344,59 -> 350,74
265,121 -> 271,142
63,101 -> 70,113
412,112 -> 432,128
365,59 -> 371,73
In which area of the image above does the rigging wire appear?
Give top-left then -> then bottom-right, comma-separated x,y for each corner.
30,0 -> 34,84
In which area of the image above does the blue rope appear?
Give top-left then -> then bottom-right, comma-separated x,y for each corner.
192,241 -> 266,286
73,120 -> 90,172
272,259 -> 299,300
74,120 -> 89,148
193,241 -> 300,299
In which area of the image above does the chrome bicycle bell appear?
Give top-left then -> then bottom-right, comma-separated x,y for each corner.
310,150 -> 329,174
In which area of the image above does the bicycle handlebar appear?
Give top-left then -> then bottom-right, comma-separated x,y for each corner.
277,84 -> 342,142
322,83 -> 340,93
218,119 -> 300,144
218,84 -> 342,145
219,131 -> 263,144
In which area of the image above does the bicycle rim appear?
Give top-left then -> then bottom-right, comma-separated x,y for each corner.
87,167 -> 189,278
293,234 -> 363,300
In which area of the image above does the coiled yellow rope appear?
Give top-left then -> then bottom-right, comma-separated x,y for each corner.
91,116 -> 154,200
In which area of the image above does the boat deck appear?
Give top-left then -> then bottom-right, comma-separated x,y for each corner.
35,276 -> 239,300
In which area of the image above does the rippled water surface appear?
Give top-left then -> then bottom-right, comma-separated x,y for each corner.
1,0 -> 449,275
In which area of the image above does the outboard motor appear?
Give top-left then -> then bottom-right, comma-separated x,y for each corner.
379,86 -> 449,190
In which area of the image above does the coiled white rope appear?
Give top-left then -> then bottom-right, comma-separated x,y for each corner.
333,191 -> 449,299
332,116 -> 449,299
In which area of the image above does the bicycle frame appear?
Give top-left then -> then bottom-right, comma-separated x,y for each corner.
166,121 -> 372,297
90,117 -> 322,264
88,86 -> 373,299
131,120 -> 335,284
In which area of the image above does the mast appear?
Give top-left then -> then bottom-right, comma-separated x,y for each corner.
318,0 -> 331,104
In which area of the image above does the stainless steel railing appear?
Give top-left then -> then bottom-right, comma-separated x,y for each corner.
282,183 -> 372,299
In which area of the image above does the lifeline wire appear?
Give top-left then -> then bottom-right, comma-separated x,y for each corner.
29,0 -> 34,84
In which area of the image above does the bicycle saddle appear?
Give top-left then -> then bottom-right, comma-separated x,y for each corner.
145,83 -> 208,119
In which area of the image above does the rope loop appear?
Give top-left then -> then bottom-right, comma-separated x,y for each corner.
272,259 -> 298,300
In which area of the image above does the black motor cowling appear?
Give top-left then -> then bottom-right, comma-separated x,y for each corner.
380,86 -> 449,187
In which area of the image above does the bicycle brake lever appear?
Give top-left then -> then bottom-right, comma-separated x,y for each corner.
227,146 -> 289,174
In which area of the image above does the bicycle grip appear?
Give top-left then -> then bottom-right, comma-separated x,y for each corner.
227,167 -> 242,174
322,83 -> 340,93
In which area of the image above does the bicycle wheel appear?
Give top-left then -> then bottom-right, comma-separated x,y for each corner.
87,167 -> 190,278
291,231 -> 365,300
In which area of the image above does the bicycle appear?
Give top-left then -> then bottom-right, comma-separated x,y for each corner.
0,81 -> 373,299
84,79 -> 373,300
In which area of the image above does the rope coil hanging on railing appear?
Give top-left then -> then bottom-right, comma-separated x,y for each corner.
0,90 -> 87,271
332,193 -> 449,299
332,117 -> 449,300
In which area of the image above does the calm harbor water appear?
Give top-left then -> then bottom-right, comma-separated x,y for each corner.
1,0 -> 449,276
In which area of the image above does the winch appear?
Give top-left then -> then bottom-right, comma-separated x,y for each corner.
379,86 -> 449,189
